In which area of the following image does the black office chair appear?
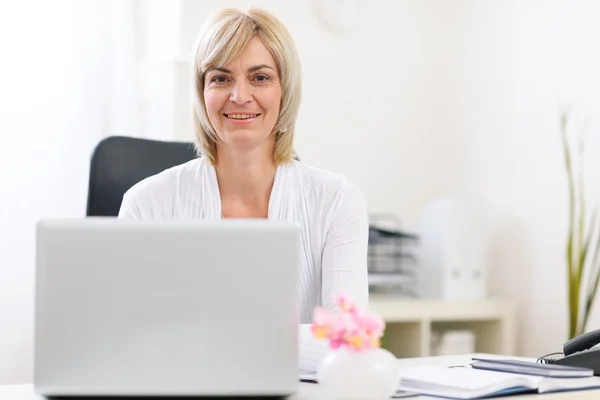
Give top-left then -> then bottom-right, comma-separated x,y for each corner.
86,136 -> 199,217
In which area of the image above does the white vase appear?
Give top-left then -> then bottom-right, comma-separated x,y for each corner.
316,347 -> 399,400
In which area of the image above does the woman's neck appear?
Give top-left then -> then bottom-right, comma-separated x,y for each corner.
214,147 -> 277,217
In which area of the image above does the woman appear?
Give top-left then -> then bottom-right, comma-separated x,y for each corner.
118,7 -> 369,374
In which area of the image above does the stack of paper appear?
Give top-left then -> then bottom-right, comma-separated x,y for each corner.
397,364 -> 600,399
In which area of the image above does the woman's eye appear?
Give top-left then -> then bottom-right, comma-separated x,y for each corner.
255,74 -> 269,82
211,76 -> 228,83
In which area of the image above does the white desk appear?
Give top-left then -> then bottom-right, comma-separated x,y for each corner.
1,382 -> 598,399
3,354 -> 599,399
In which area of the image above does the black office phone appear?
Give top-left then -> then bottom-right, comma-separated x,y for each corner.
540,328 -> 600,375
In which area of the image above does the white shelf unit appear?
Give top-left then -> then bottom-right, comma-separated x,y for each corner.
368,295 -> 517,359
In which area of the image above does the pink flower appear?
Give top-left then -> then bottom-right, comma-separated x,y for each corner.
311,308 -> 334,339
355,310 -> 385,337
335,293 -> 357,314
311,293 -> 386,352
313,307 -> 333,326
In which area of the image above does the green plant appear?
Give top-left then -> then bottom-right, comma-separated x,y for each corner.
561,107 -> 600,339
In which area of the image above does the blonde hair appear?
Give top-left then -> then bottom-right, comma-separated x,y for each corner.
191,8 -> 301,165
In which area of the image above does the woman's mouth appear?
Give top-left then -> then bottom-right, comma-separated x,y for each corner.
224,113 -> 260,120
223,113 -> 260,125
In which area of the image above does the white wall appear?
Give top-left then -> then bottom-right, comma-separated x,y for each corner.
426,0 -> 600,358
177,0 -> 600,358
178,0 -> 476,223
0,0 -> 142,384
504,0 -> 600,356
2,0 -> 600,385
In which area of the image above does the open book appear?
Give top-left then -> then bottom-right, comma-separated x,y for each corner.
397,365 -> 600,399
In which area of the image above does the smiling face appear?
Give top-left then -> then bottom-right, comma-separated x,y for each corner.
203,36 -> 282,154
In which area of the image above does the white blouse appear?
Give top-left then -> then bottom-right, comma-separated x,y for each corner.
117,157 -> 370,374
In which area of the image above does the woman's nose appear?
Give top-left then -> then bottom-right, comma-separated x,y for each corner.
229,80 -> 252,104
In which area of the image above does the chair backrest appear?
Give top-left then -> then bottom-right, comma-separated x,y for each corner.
86,136 -> 198,217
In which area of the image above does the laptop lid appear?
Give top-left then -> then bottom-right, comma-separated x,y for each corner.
34,218 -> 301,397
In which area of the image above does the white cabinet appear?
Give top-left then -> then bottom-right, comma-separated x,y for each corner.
368,295 -> 517,358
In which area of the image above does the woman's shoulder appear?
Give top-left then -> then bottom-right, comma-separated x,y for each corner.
289,160 -> 366,207
118,157 -> 207,218
125,157 -> 205,197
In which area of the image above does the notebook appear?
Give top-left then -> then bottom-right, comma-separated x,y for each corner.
471,357 -> 594,378
397,365 -> 600,399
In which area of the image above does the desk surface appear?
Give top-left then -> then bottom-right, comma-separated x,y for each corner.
3,353 -> 599,399
0,383 -> 599,400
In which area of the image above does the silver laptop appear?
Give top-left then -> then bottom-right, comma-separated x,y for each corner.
34,218 -> 301,397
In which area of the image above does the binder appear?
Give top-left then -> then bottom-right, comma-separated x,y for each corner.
471,357 -> 594,378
